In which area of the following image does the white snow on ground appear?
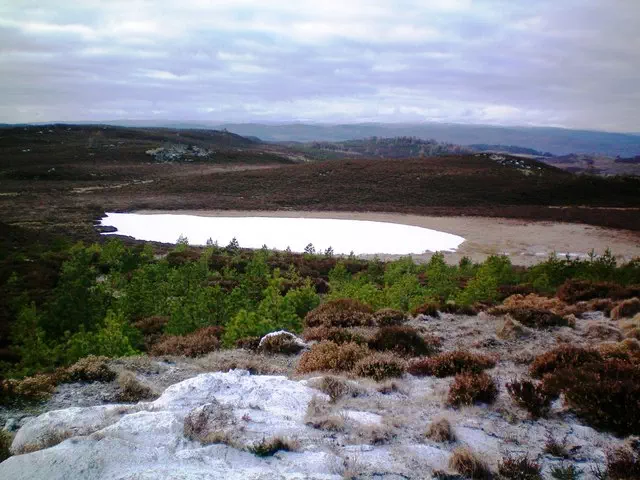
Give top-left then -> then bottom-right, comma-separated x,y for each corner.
99,213 -> 466,254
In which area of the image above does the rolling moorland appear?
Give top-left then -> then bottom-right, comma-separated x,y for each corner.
0,124 -> 640,478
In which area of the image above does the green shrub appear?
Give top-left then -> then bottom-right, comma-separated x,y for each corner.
0,430 -> 12,462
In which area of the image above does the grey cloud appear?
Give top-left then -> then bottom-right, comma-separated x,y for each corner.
0,0 -> 639,131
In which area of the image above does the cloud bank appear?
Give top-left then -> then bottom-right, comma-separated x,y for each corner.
1,0 -> 639,131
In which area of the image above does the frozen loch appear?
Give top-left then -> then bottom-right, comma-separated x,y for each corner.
100,212 -> 465,254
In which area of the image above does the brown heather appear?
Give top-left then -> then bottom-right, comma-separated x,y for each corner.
258,334 -> 305,355
302,326 -> 367,345
506,378 -> 553,419
150,326 -> 221,357
304,299 -> 374,329
529,344 -> 601,379
611,298 -> 640,320
296,341 -> 370,374
498,454 -> 542,480
407,350 -> 496,378
63,355 -> 116,383
447,372 -> 498,407
373,308 -> 407,326
352,352 -> 406,381
368,326 -> 438,357
235,336 -> 261,351
556,279 -> 640,304
605,443 -> 640,479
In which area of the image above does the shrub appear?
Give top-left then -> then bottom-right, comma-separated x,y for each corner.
352,352 -> 406,381
504,307 -> 570,329
408,350 -> 496,378
304,299 -> 374,328
529,345 -> 601,379
133,315 -> 169,336
63,355 -> 116,383
440,302 -> 478,316
612,298 -> 640,320
447,372 -> 498,407
411,302 -> 440,318
425,417 -> 455,442
258,332 -> 305,355
115,371 -> 155,402
542,359 -> 640,436
498,454 -> 542,480
150,326 -> 221,357
368,326 -> 437,357
506,378 -> 553,419
550,464 -> 582,480
605,444 -> 640,479
496,293 -> 578,316
0,430 -> 12,462
449,446 -> 492,479
544,435 -> 571,459
235,336 -> 261,351
3,374 -> 57,402
373,308 -> 407,326
597,339 -> 640,363
302,326 -> 367,345
296,341 -> 370,374
247,436 -> 298,457
557,280 -> 639,304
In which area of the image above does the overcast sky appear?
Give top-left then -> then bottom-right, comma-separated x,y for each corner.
1,0 -> 639,131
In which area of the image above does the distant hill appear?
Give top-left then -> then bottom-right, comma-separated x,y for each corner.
215,122 -> 640,157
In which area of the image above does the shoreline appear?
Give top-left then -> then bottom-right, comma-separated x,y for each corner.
124,209 -> 640,266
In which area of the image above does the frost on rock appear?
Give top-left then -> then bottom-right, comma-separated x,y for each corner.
1,370 -> 338,480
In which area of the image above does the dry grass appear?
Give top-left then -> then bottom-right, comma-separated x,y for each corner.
544,435 -> 571,459
150,326 -> 221,357
296,341 -> 370,374
373,308 -> 407,326
0,430 -> 12,462
425,417 -> 455,443
115,371 -> 155,402
447,372 -> 498,407
506,378 -> 553,419
304,396 -> 346,432
14,429 -> 74,454
2,374 -> 57,402
612,298 -> 640,320
352,352 -> 406,381
310,375 -> 359,402
498,454 -> 542,480
351,423 -> 395,445
247,436 -> 299,457
449,446 -> 492,479
183,401 -> 235,445
304,299 -> 374,328
585,323 -> 623,341
408,350 -> 496,378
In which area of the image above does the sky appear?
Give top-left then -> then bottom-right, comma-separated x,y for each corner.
1,0 -> 639,132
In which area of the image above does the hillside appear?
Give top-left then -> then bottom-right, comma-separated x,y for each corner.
217,122 -> 640,157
